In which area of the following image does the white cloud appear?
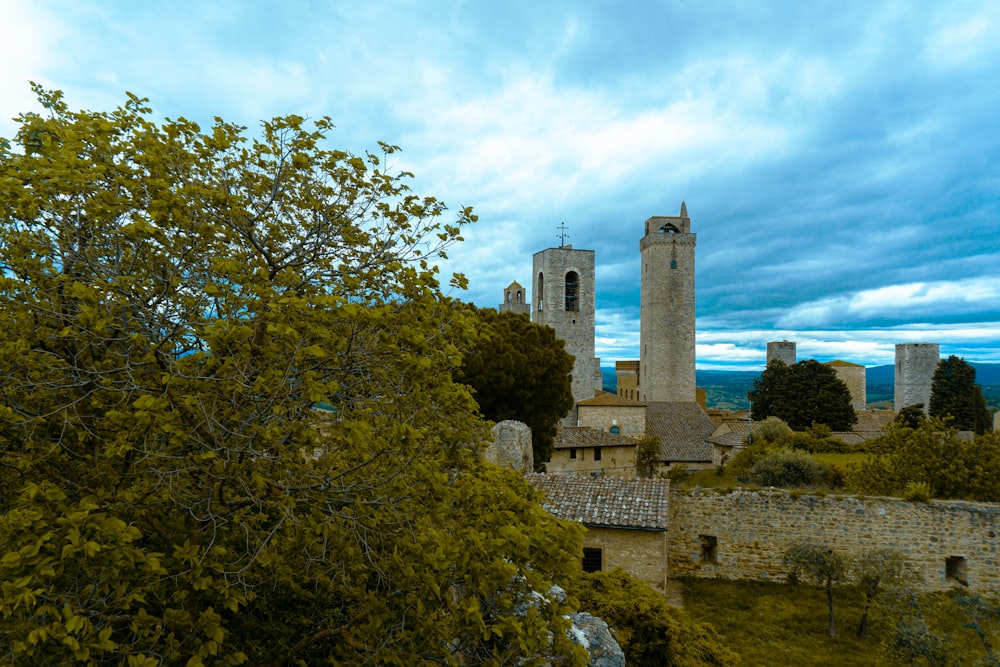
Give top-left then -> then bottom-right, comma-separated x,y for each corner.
776,277 -> 1000,329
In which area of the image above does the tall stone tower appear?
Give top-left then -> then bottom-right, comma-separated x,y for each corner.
639,203 -> 696,403
895,343 -> 940,412
498,281 -> 530,316
767,341 -> 797,367
532,245 -> 596,422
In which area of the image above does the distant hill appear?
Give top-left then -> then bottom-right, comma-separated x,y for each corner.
601,362 -> 1000,411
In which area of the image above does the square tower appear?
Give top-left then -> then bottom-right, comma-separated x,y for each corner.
532,246 -> 596,422
639,203 -> 697,403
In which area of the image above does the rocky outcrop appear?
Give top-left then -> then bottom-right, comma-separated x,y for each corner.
486,420 -> 533,473
567,612 -> 625,666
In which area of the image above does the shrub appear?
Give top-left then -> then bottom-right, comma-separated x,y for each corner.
744,448 -> 840,489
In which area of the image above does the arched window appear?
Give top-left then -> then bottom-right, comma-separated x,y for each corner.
516,290 -> 522,303
609,425 -> 620,435
537,273 -> 544,311
671,260 -> 677,270
565,271 -> 579,311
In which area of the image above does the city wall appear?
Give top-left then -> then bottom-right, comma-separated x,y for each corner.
669,488 -> 1000,593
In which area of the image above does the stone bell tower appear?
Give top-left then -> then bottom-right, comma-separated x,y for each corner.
532,244 -> 597,422
639,203 -> 696,403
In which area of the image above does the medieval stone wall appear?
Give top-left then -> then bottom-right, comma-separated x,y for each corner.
582,526 -> 668,589
669,488 -> 1000,593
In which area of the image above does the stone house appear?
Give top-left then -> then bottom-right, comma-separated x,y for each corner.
576,391 -> 646,438
546,426 -> 639,477
526,473 -> 670,589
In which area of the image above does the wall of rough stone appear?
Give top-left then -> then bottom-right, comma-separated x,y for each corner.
577,405 -> 646,439
639,215 -> 696,404
829,362 -> 866,411
547,445 -> 636,477
669,488 -> 1000,593
583,526 -> 668,589
895,342 -> 939,412
532,247 -> 596,424
766,341 -> 797,367
486,420 -> 533,473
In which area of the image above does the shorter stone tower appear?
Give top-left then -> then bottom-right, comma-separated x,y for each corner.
895,343 -> 940,412
827,360 -> 866,411
615,360 -> 640,401
499,281 -> 530,316
532,245 -> 597,423
767,341 -> 797,367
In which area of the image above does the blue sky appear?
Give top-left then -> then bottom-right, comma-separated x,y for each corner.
3,0 -> 999,370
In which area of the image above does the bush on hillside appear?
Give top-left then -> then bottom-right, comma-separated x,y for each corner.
743,448 -> 842,489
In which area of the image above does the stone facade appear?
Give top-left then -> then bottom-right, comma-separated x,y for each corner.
766,340 -> 797,366
669,488 -> 1000,593
498,280 -> 530,315
532,246 -> 597,423
547,426 -> 638,477
639,205 -> 696,403
895,342 -> 940,412
582,526 -> 669,589
577,393 -> 646,438
615,360 -> 639,401
827,360 -> 866,410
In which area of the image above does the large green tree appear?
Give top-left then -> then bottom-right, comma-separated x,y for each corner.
0,88 -> 588,665
930,355 -> 991,434
455,307 -> 574,469
748,360 -> 857,431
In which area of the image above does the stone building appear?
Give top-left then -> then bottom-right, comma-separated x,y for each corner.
614,360 -> 640,401
895,342 -> 940,412
826,359 -> 866,410
766,340 -> 797,367
639,204 -> 696,403
576,391 -> 646,438
546,427 -> 640,477
532,245 -> 600,424
498,281 -> 530,315
526,473 -> 670,589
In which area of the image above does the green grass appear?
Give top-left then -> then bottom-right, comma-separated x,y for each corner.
680,578 -> 997,667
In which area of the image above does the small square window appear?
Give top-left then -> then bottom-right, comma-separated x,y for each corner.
700,535 -> 718,564
582,547 -> 603,572
946,556 -> 967,585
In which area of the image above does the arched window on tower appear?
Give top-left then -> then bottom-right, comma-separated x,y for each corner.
609,425 -> 620,435
516,290 -> 522,303
537,273 -> 544,311
671,260 -> 677,269
565,271 -> 579,312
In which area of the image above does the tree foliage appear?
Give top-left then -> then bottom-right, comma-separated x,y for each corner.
748,360 -> 856,431
846,419 -> 1000,502
783,542 -> 848,637
454,307 -> 574,469
853,548 -> 914,639
0,88 -> 588,665
635,435 -> 662,478
930,356 -> 992,434
567,568 -> 738,667
742,448 -> 841,489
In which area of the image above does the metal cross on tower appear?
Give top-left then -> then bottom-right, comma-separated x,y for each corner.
557,222 -> 569,247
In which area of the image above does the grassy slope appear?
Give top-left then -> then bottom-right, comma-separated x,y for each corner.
681,578 -> 993,667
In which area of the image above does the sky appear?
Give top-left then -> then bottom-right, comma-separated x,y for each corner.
3,0 -> 998,370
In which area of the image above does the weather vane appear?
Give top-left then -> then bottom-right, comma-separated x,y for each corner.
557,222 -> 569,247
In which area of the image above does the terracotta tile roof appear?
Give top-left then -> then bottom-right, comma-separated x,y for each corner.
577,391 -> 646,407
645,402 -> 715,463
554,426 -> 639,450
830,431 -> 884,446
525,473 -> 670,530
708,431 -> 748,448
